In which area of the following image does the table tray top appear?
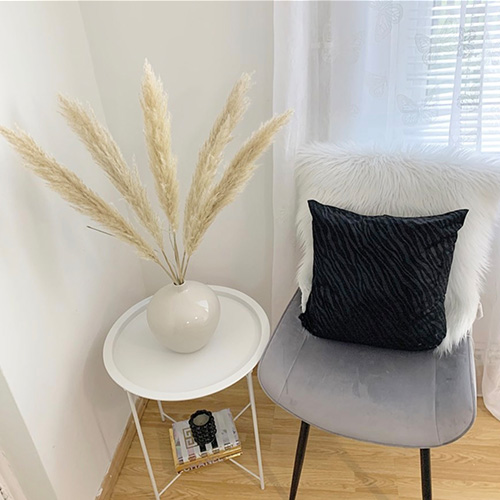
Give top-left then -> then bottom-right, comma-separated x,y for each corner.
103,286 -> 270,401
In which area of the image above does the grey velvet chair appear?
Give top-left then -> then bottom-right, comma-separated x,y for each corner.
258,146 -> 485,500
258,292 -> 475,499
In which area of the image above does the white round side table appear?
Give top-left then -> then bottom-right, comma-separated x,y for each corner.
103,285 -> 270,499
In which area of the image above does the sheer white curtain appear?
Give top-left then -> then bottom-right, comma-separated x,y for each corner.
273,0 -> 500,419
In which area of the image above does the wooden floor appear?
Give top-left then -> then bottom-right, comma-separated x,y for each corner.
111,374 -> 500,500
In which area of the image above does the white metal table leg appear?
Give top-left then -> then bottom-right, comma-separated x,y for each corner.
246,370 -> 265,489
127,392 -> 160,500
157,400 -> 166,422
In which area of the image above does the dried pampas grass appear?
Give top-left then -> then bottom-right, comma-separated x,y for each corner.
0,63 -> 292,284
184,73 -> 251,244
141,60 -> 179,232
0,126 -> 170,274
184,109 -> 293,257
58,95 -> 164,247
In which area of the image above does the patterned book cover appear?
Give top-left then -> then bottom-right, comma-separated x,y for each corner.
169,408 -> 242,473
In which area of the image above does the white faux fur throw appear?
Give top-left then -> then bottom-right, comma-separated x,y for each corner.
296,143 -> 500,354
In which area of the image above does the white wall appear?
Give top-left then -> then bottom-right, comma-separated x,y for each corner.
0,3 -> 146,499
79,1 -> 275,315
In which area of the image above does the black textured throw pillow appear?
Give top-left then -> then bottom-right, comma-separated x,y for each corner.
299,200 -> 468,351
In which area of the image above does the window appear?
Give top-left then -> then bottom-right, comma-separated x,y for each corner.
408,1 -> 500,152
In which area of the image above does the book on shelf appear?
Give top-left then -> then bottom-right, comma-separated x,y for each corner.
169,408 -> 242,473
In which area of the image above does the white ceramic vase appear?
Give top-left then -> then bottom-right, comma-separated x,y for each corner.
146,280 -> 221,353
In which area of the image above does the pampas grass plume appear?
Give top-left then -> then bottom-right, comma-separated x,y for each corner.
184,109 -> 293,255
184,73 -> 252,254
0,126 -> 162,267
58,95 -> 164,247
141,60 -> 179,232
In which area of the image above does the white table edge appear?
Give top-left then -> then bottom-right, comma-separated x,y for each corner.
103,285 -> 271,401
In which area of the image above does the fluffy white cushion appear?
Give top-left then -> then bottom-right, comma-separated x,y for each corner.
296,143 -> 500,353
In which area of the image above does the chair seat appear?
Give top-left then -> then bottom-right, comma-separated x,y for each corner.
258,291 -> 476,448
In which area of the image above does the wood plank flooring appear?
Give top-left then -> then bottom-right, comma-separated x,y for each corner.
111,373 -> 500,499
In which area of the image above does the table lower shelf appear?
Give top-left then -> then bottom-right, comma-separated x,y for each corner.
127,370 -> 265,499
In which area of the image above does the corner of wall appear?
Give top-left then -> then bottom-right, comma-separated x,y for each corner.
0,369 -> 57,500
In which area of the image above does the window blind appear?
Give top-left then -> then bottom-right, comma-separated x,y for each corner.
406,0 -> 500,152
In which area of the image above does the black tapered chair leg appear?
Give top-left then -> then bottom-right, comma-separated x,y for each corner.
420,448 -> 432,500
289,421 -> 310,500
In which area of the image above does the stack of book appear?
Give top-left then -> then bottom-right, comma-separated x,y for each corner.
169,408 -> 242,473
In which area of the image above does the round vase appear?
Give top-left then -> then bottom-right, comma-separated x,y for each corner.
146,280 -> 220,353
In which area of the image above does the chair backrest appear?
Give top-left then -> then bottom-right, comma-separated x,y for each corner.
296,143 -> 500,353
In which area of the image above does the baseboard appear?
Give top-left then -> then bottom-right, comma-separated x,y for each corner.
96,397 -> 148,500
